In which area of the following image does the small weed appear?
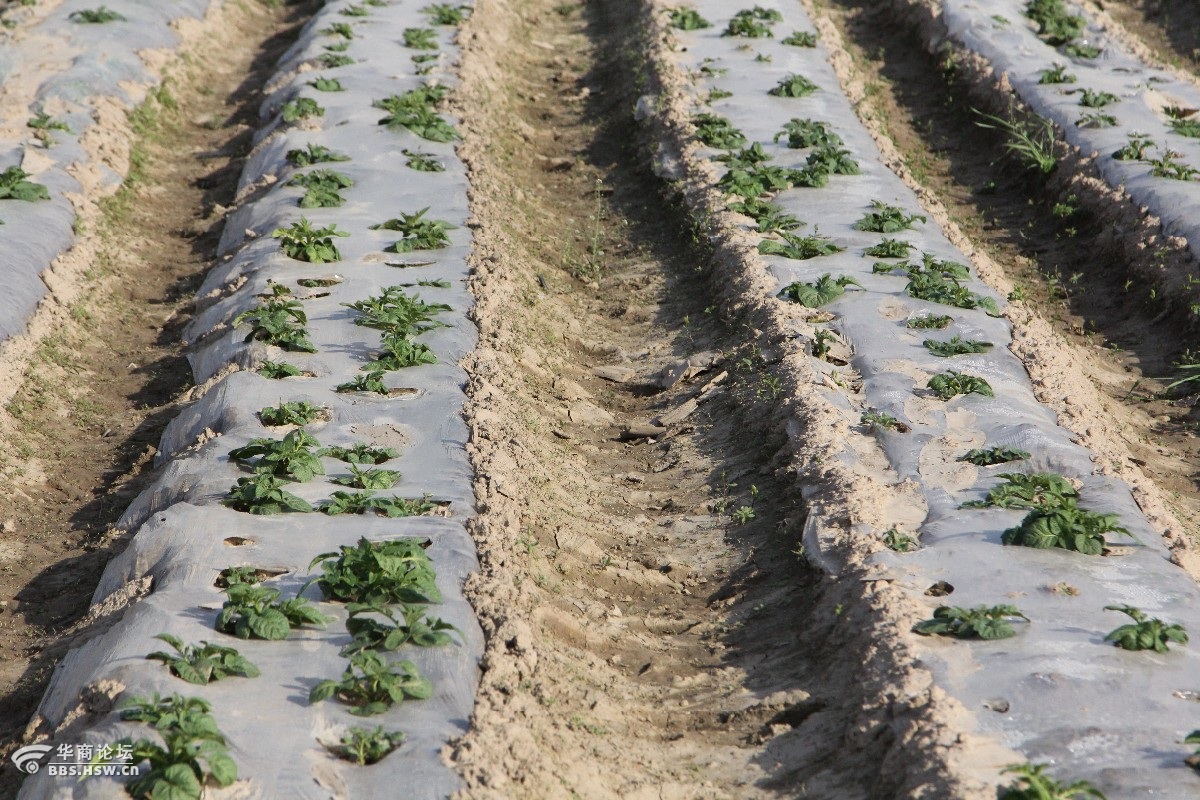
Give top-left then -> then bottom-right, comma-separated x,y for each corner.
974,110 -> 1057,175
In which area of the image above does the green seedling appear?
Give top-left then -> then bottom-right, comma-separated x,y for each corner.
320,53 -> 355,68
222,473 -> 312,515
308,76 -> 345,92
146,634 -> 260,685
320,490 -> 438,517
864,238 -> 914,258
341,3 -> 371,15
325,41 -> 352,52
323,21 -> 355,38
372,207 -> 456,251
69,6 -> 124,22
343,286 -> 450,334
413,53 -> 440,75
1076,112 -> 1116,129
958,446 -> 1030,466
310,537 -> 440,604
714,141 -> 772,169
668,7 -> 710,29
1104,605 -> 1187,652
403,148 -> 445,171
861,410 -> 909,432
259,400 -> 324,427
332,464 -> 401,490
327,726 -> 406,765
1038,63 -> 1076,84
336,371 -> 390,394
281,97 -> 324,122
1025,0 -> 1084,45
964,472 -> 1076,509
692,112 -> 747,149
853,200 -> 926,233
728,198 -> 803,234
258,360 -> 304,379
368,331 -> 438,370
0,166 -> 50,201
1064,42 -> 1101,58
698,59 -> 729,78
320,443 -> 400,464
907,314 -> 953,329
403,26 -> 438,48
804,144 -> 859,176
778,273 -> 861,305
882,528 -> 917,552
906,270 -> 999,314
999,762 -> 1107,799
1078,89 -> 1118,108
774,117 -> 842,149
286,143 -> 351,167
232,297 -> 316,352
215,566 -> 267,589
719,163 -> 795,198
342,601 -> 460,655
424,2 -> 469,24
103,694 -> 235,799
760,231 -> 846,260
1170,118 -> 1200,138
1147,151 -> 1200,181
812,329 -> 837,360
927,371 -> 993,400
913,604 -> 1029,639
769,74 -> 819,98
375,86 -> 458,142
974,110 -> 1057,175
1113,135 -> 1155,161
310,650 -> 432,716
289,168 -> 354,208
782,30 -> 817,46
923,334 -> 993,357
216,583 -> 332,639
27,111 -> 70,146
723,6 -> 781,38
272,217 -> 348,263
228,429 -> 324,482
1002,497 -> 1134,554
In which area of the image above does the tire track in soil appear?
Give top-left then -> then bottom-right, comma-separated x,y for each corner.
806,0 -> 1200,558
0,2 -> 317,795
450,0 -> 941,797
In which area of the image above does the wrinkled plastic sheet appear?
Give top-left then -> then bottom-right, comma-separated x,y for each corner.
20,3 -> 481,798
671,2 -> 1200,795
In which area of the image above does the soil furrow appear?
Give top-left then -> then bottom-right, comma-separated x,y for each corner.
451,0 -> 945,796
0,2 -> 313,794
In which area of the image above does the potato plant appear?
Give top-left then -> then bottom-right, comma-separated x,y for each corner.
259,400 -> 325,426
222,473 -> 312,515
372,207 -> 456,251
320,443 -> 400,464
692,113 -> 747,149
375,85 -> 458,142
146,634 -> 260,685
332,464 -> 401,490
0,166 -> 50,201
927,371 -> 994,400
853,200 -> 926,233
310,651 -> 432,716
668,7 -> 710,30
958,446 -> 1030,466
320,490 -> 438,517
286,143 -> 351,167
216,584 -> 333,640
1000,763 -> 1106,799
769,74 -> 820,98
424,3 -> 470,25
1104,605 -> 1188,653
69,6 -> 125,22
778,273 -> 861,306
228,429 -> 324,481
309,537 -> 442,605
341,601 -> 460,655
232,297 -> 316,352
273,217 -> 349,263
723,6 -> 781,38
281,97 -> 324,123
782,31 -> 817,47
774,118 -> 842,149
1002,498 -> 1135,554
923,335 -> 993,357
913,604 -> 1029,639
861,410 -> 909,432
327,726 -> 406,765
403,27 -> 438,49
289,169 -> 353,208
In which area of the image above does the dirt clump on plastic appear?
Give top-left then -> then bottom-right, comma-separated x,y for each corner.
450,0 -> 995,797
0,1 -> 317,794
